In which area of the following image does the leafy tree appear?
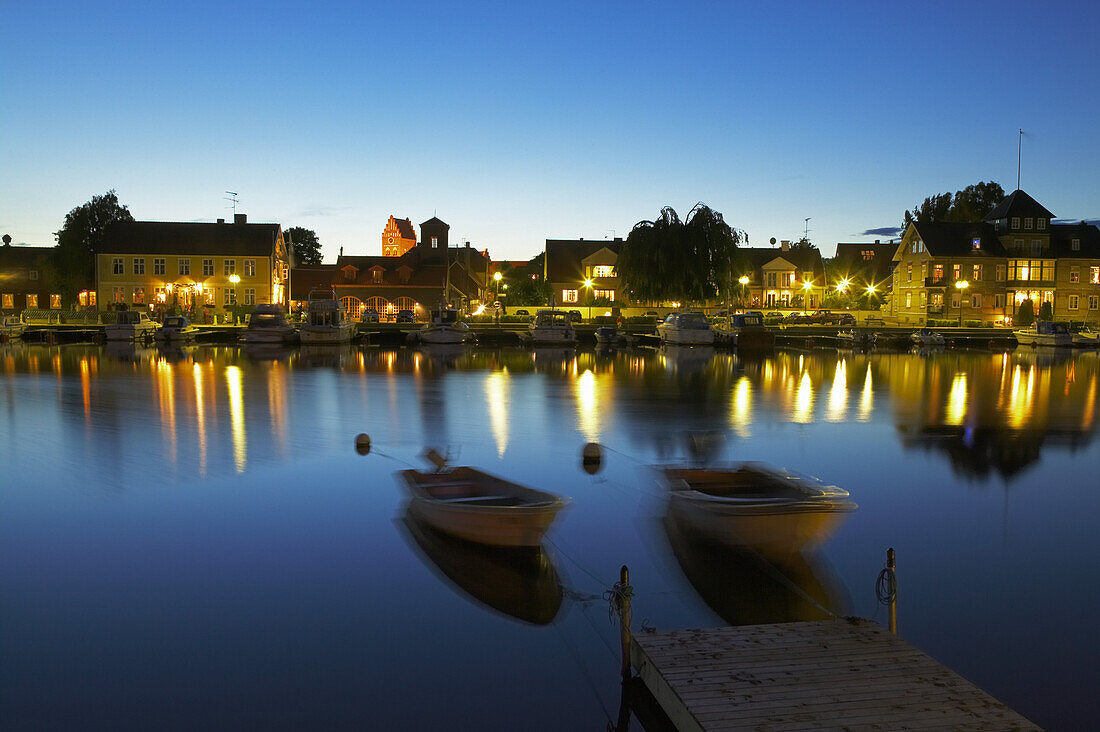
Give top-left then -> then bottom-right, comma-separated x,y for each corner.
55,190 -> 133,303
1038,301 -> 1053,322
616,203 -> 746,305
284,226 -> 322,265
788,236 -> 818,251
902,181 -> 1005,231
1014,299 -> 1034,327
2,234 -> 11,246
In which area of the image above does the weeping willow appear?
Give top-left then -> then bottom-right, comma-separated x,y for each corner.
617,203 -> 747,305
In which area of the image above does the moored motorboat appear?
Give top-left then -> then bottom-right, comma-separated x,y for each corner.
397,465 -> 569,547
909,327 -> 945,346
105,310 -> 157,341
1071,327 -> 1100,347
661,462 -> 856,559
1,315 -> 25,342
525,309 -> 576,346
1014,321 -> 1072,347
299,289 -> 354,344
154,315 -> 198,343
241,304 -> 297,344
836,329 -> 873,348
414,307 -> 472,344
657,312 -> 714,345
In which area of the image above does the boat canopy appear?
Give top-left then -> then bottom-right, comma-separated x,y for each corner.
534,310 -> 571,326
731,313 -> 763,327
433,309 -> 459,325
163,316 -> 189,328
1037,322 -> 1069,335
667,312 -> 711,329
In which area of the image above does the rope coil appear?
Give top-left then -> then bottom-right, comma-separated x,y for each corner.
604,581 -> 633,623
875,566 -> 898,605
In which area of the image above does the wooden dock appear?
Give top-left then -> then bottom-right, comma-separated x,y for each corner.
630,619 -> 1039,731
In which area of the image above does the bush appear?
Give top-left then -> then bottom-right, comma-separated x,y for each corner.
963,320 -> 983,328
1014,299 -> 1035,327
927,319 -> 954,327
1038,301 -> 1053,321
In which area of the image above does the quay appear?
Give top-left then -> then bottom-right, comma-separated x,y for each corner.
629,619 -> 1038,731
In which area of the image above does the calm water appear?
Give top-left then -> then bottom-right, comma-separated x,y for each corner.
2,342 -> 1098,730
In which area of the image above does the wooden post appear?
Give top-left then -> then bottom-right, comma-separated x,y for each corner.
887,548 -> 898,636
618,564 -> 632,681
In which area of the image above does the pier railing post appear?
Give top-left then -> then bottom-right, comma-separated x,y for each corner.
618,565 -> 632,681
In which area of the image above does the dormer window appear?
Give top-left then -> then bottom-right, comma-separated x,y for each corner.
1072,238 -> 1080,251
1011,217 -> 1020,229
372,269 -> 383,283
1024,217 -> 1033,230
971,238 -> 981,250
431,236 -> 439,247
1037,219 -> 1046,231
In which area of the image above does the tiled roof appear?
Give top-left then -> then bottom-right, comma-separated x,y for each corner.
833,242 -> 900,282
910,222 -> 1006,257
984,190 -> 1055,222
738,247 -> 826,278
1050,222 -> 1100,257
545,239 -> 623,281
101,221 -> 282,256
392,217 -> 416,239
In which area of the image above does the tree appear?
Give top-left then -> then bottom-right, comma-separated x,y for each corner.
2,234 -> 11,246
284,226 -> 322,265
1038,301 -> 1053,322
788,236 -> 818,251
500,257 -> 549,306
902,181 -> 1005,231
55,190 -> 133,303
1014,299 -> 1035,327
616,203 -> 746,305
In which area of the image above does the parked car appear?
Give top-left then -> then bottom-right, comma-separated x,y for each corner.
766,311 -> 784,318
785,312 -> 811,324
865,316 -> 886,326
837,313 -> 856,325
515,309 -> 529,316
360,308 -> 380,323
645,310 -> 659,317
567,310 -> 583,323
811,309 -> 835,324
395,309 -> 416,323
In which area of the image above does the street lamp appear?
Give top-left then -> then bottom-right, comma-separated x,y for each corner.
836,278 -> 849,292
583,278 -> 593,320
955,280 -> 969,326
493,270 -> 502,302
738,275 -> 749,311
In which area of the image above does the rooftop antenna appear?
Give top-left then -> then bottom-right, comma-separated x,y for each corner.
803,217 -> 811,241
1017,129 -> 1023,190
224,191 -> 239,214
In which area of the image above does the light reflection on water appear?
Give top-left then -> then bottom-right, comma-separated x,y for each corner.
1,342 -> 1098,729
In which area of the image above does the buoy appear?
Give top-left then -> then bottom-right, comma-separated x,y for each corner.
582,442 -> 603,475
354,433 -> 371,455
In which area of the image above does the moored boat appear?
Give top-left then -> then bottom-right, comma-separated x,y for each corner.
661,462 -> 856,559
525,309 -> 576,346
836,329 -> 873,348
657,311 -> 714,345
909,327 -> 945,346
299,289 -> 354,344
105,310 -> 157,341
1,315 -> 25,342
154,315 -> 198,342
240,304 -> 297,344
397,465 -> 570,547
415,307 -> 472,344
1014,321 -> 1072,347
1071,327 -> 1100,347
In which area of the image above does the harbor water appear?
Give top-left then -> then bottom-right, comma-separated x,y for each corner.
2,343 -> 1098,729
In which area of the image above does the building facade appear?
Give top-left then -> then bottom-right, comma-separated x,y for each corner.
382,216 -> 417,257
832,241 -> 901,294
97,215 -> 290,316
738,243 -> 827,310
0,244 -> 93,313
545,238 -> 624,307
891,190 -> 1100,325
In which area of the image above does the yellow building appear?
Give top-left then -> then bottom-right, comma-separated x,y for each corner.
97,215 -> 289,316
382,216 -> 417,257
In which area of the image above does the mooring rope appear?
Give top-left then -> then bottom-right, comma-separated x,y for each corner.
876,562 -> 898,605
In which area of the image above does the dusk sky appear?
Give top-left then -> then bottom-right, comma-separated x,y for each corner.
3,0 -> 1098,260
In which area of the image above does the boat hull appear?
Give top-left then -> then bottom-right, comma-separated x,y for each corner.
1015,331 -> 1072,347
299,325 -> 354,344
657,325 -> 715,345
241,328 -> 296,344
105,325 -> 157,341
527,327 -> 576,345
419,326 -> 470,344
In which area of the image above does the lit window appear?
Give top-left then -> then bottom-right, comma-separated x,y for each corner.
1,293 -> 11,308
154,287 -> 166,302
224,259 -> 236,276
154,258 -> 165,275
1091,266 -> 1100,284
905,292 -> 911,308
112,286 -> 125,303
133,287 -> 145,304
203,259 -> 214,276
594,289 -> 615,301
920,292 -> 928,307
951,293 -> 961,308
431,236 -> 438,247
996,265 -> 1005,281
1069,295 -> 1079,311
113,257 -> 124,274
204,289 -> 215,306
1071,268 -> 1080,283
592,265 -> 615,278
906,264 -> 912,282
972,264 -> 982,280
26,294 -> 38,308
244,259 -> 256,277
861,250 -> 873,260
562,289 -> 578,303
133,258 -> 145,275
50,294 -> 61,308
953,264 -> 961,280
179,258 -> 191,275
933,264 -> 943,282
371,269 -> 383,283
971,238 -> 981,250
1089,295 -> 1099,310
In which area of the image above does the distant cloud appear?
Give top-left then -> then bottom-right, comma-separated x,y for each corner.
859,226 -> 902,237
1054,218 -> 1100,226
296,205 -> 357,218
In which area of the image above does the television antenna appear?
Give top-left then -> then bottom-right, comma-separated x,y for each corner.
803,217 -> 812,241
224,191 -> 240,214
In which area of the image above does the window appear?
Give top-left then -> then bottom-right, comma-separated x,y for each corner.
933,264 -> 943,282
50,294 -> 61,308
592,265 -> 615,278
953,264 -> 961,280
1011,217 -> 1020,229
154,287 -> 166,302
203,259 -> 214,276
244,259 -> 256,277
431,236 -> 438,247
1024,217 -> 1033,230
30,269 -> 39,280
995,294 -> 1005,309
154,258 -> 165,275
951,293 -> 961,308
1070,268 -> 1080,283
1091,266 -> 1100,284
1071,238 -> 1080,251
920,292 -> 928,307
972,264 -> 982,281
204,289 -> 215,306
244,288 -> 256,305
112,286 -> 125,303
1,293 -> 11,308
996,265 -> 1006,281
223,259 -> 236,276
1089,295 -> 1099,310
371,269 -> 383,283
1031,239 -> 1042,255
224,288 -> 236,306
930,292 -> 942,307
1014,238 -> 1024,250
112,257 -> 124,274
1069,295 -> 1079,311
179,258 -> 191,275
133,287 -> 145,304
972,293 -> 982,308
562,289 -> 578,303
861,250 -> 874,261
594,289 -> 614,301
905,292 -> 912,308
906,264 -> 912,282
1037,219 -> 1046,230
971,238 -> 981,250
26,294 -> 38,308
133,258 -> 145,275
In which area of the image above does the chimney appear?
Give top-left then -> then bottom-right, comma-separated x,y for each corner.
780,240 -> 789,252
217,218 -> 225,224
339,246 -> 344,257
874,239 -> 880,244
234,213 -> 247,224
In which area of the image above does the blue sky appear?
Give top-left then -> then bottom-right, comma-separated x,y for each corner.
2,1 -> 1098,260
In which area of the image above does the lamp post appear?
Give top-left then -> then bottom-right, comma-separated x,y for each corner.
583,279 -> 593,321
738,275 -> 749,311
954,280 -> 968,326
493,270 -> 502,300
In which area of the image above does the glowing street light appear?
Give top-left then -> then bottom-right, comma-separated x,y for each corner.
802,281 -> 813,290
583,279 -> 594,320
954,280 -> 969,326
738,276 -> 749,285
836,278 -> 849,293
228,274 -> 241,284
866,284 -> 876,294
